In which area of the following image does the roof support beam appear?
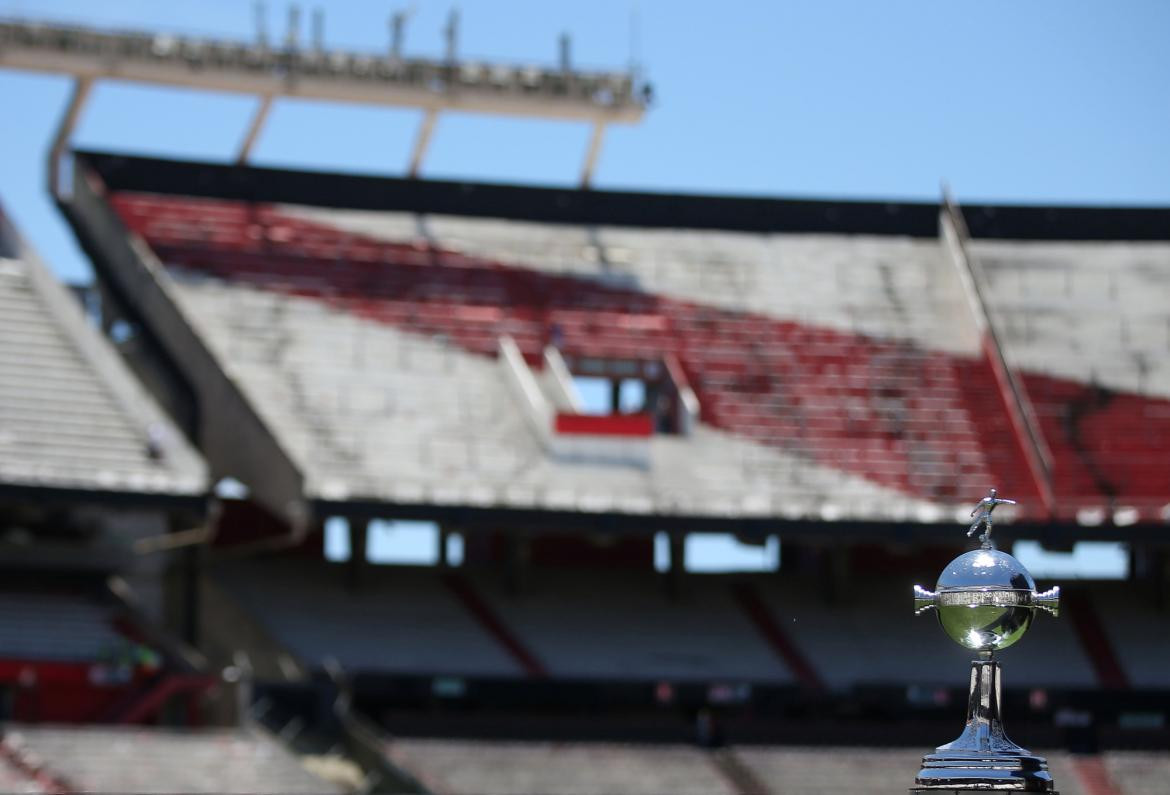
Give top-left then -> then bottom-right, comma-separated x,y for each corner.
236,94 -> 274,165
580,121 -> 606,188
47,76 -> 93,197
408,109 -> 438,178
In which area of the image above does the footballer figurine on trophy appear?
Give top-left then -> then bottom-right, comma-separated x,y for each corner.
911,488 -> 1061,793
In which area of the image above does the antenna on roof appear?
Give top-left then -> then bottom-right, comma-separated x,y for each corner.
389,6 -> 413,61
254,2 -> 268,49
628,2 -> 641,76
311,7 -> 324,53
559,32 -> 571,73
286,4 -> 300,50
443,8 -> 459,64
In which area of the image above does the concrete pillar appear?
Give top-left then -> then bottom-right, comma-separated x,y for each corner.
438,525 -> 450,568
505,533 -> 530,596
507,533 -> 535,597
823,546 -> 850,605
1130,543 -> 1169,609
347,518 -> 369,592
180,542 -> 201,648
667,533 -> 685,601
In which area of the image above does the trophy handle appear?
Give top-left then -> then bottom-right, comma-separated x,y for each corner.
913,585 -> 937,615
1034,585 -> 1060,617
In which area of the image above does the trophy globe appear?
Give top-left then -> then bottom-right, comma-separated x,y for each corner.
911,489 -> 1061,793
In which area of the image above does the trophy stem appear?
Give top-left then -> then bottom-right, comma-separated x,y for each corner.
937,656 -> 1023,753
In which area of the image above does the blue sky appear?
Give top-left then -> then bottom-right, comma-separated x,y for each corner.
1,0 -> 1168,284
0,0 -> 1158,573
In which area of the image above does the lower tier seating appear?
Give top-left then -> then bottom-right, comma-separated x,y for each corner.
0,725 -> 336,794
386,738 -> 737,795
210,558 -> 1170,691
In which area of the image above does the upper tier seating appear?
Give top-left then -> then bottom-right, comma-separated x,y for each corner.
110,193 -> 1046,518
0,212 -> 205,495
107,192 -> 1170,518
386,738 -> 737,795
973,240 -> 1170,509
0,725 -> 337,794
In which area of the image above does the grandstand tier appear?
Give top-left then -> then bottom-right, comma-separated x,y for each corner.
62,151 -> 1170,530
378,739 -> 1132,795
0,725 -> 339,794
209,557 -> 1170,694
0,197 -> 206,499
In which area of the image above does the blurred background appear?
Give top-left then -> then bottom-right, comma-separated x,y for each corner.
0,1 -> 1167,793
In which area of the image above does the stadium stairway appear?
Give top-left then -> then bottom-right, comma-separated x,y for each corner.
1081,583 -> 1170,690
1073,756 -> 1124,795
441,573 -> 548,678
1102,751 -> 1170,795
198,572 -> 308,683
1063,589 -> 1131,691
729,582 -> 824,690
212,558 -> 525,678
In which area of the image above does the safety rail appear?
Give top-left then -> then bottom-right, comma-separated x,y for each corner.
940,194 -> 1054,515
498,335 -> 553,444
542,345 -> 584,413
664,353 -> 700,436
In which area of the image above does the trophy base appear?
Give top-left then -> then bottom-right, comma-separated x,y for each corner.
911,659 -> 1057,792
911,749 -> 1056,791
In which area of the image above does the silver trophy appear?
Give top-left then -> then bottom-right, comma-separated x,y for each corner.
911,489 -> 1061,792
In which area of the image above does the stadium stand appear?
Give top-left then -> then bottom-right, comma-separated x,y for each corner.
385,738 -> 738,795
208,556 -> 1119,691
1102,751 -> 1170,795
734,746 -> 1091,795
0,755 -> 40,794
0,590 -> 123,663
974,240 -> 1170,512
1080,582 -> 1170,689
105,189 -> 1011,517
0,197 -> 216,728
0,724 -> 339,793
65,152 -> 1170,530
215,558 -> 520,677
0,197 -> 206,497
752,574 -> 1096,690
47,152 -> 1170,794
381,741 -> 1102,795
465,567 -> 795,683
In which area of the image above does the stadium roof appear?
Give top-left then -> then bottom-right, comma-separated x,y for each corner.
0,196 -> 206,505
73,152 -> 1170,241
59,151 -> 1170,537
